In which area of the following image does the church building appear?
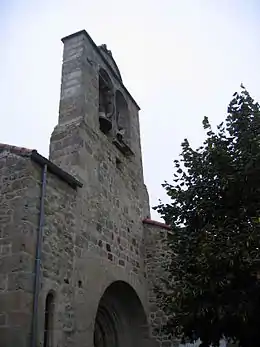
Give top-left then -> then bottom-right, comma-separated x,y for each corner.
0,29 -> 175,347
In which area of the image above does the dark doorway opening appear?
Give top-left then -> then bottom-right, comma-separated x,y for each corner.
94,281 -> 150,347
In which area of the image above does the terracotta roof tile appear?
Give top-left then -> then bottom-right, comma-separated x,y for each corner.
0,143 -> 33,156
142,218 -> 171,230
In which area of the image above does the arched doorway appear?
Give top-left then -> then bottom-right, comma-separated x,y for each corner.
93,281 -> 150,347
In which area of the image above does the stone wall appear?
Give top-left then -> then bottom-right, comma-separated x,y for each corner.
144,221 -> 179,347
38,168 -> 78,347
0,144 -> 152,347
144,222 -> 228,347
0,149 -> 41,346
0,147 -> 82,347
48,127 -> 152,346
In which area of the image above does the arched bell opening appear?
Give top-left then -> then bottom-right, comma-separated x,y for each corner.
115,90 -> 130,144
93,281 -> 150,347
99,69 -> 114,134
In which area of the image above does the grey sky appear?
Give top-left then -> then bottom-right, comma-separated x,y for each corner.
1,0 -> 260,220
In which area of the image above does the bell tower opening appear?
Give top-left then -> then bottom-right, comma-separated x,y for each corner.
115,90 -> 130,144
99,68 -> 114,134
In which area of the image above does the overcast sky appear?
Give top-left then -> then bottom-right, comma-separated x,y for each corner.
1,0 -> 260,220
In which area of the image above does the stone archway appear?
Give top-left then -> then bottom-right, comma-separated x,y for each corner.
93,281 -> 150,347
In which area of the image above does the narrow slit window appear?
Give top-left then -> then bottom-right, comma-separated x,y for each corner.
43,292 -> 55,347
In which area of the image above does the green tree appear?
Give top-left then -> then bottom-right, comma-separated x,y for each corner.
154,85 -> 260,347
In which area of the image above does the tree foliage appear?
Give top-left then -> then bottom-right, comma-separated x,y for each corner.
154,85 -> 260,347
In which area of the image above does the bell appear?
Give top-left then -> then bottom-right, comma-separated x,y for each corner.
99,112 -> 112,134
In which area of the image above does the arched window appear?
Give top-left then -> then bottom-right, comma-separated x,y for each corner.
43,292 -> 55,347
115,90 -> 130,143
99,69 -> 114,134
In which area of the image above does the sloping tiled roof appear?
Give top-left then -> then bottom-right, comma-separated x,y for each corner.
142,218 -> 171,230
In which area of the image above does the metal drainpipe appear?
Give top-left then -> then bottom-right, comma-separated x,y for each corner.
31,164 -> 47,347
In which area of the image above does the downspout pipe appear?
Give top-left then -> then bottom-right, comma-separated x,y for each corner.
31,164 -> 48,347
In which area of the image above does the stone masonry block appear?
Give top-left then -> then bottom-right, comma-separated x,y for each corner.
7,311 -> 31,329
11,234 -> 36,256
62,70 -> 82,82
0,253 -> 34,274
8,272 -> 34,292
0,326 -> 29,347
61,84 -> 82,100
0,291 -> 33,313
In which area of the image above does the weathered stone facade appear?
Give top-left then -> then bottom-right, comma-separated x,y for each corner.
0,30 -> 173,347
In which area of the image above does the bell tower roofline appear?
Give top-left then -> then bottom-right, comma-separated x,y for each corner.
62,29 -> 140,111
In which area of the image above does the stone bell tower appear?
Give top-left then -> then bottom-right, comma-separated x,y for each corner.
49,30 -> 149,211
48,30 -> 153,347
